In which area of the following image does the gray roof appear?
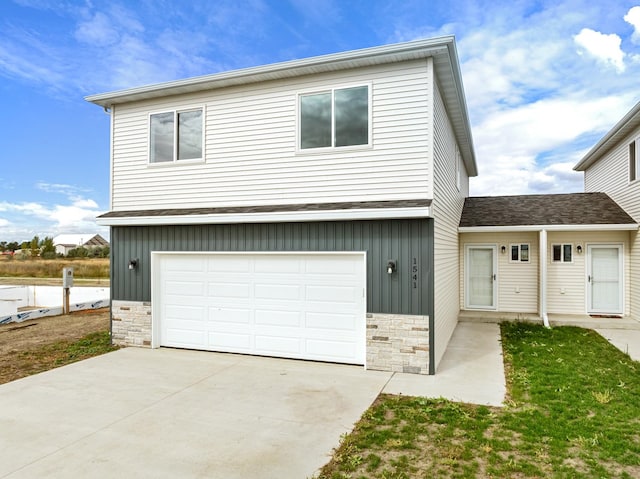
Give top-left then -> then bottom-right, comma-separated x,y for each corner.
98,199 -> 432,219
86,36 -> 477,177
460,193 -> 636,228
574,101 -> 640,171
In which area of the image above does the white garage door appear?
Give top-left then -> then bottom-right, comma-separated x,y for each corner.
153,253 -> 366,365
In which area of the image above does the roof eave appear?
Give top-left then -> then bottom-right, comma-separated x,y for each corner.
459,224 -> 638,233
96,206 -> 433,227
574,101 -> 640,171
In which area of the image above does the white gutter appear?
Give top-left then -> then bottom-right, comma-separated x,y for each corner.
539,229 -> 550,328
459,224 -> 638,233
96,206 -> 433,227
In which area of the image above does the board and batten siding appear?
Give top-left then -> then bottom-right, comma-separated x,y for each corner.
584,128 -> 640,319
110,60 -> 434,211
110,219 -> 433,317
546,231 -> 630,315
459,232 -> 539,314
432,80 -> 468,371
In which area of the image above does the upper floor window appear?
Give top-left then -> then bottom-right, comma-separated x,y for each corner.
630,139 -> 639,182
299,85 -> 370,150
552,244 -> 572,263
150,108 -> 203,163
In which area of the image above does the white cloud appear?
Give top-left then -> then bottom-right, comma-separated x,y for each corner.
624,6 -> 640,43
75,12 -> 119,47
0,190 -> 106,240
574,28 -> 625,72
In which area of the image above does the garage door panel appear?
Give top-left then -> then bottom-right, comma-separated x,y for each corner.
306,285 -> 359,303
255,283 -> 301,300
165,280 -> 206,296
306,339 -> 358,360
208,331 -> 252,350
207,282 -> 251,299
255,309 -> 302,327
165,257 -> 206,272
254,258 -> 302,273
157,253 -> 365,365
165,305 -> 206,321
305,312 -> 357,330
208,257 -> 251,273
255,335 -> 301,354
165,329 -> 206,348
305,256 -> 359,273
209,307 -> 251,324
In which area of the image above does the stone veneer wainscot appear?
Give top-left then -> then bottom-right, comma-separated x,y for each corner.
110,302 -> 430,374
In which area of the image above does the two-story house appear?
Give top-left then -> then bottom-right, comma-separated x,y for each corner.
87,36 -> 477,375
574,101 -> 640,322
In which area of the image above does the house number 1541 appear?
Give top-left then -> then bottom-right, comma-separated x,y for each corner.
412,258 -> 418,289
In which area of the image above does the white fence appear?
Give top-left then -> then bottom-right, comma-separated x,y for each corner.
0,285 -> 110,325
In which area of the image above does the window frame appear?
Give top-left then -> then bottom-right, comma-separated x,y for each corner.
551,243 -> 573,263
296,83 -> 372,153
509,243 -> 530,263
629,138 -> 640,183
148,106 -> 205,166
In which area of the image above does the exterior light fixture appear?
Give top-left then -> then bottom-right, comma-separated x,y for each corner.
128,259 -> 139,271
387,260 -> 397,274
576,245 -> 583,254
501,245 -> 506,254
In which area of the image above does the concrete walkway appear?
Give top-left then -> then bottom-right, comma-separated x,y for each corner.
0,322 -> 506,478
384,322 -> 506,406
596,329 -> 640,361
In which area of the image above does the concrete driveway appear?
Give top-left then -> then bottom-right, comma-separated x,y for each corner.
0,348 -> 392,479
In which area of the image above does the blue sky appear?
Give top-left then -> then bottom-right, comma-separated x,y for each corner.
2,0 -> 640,242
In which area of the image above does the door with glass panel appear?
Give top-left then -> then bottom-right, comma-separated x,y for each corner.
465,245 -> 497,310
587,245 -> 623,314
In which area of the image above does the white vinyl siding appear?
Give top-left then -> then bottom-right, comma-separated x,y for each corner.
110,60 -> 433,211
584,126 -> 640,319
432,80 -> 468,371
546,231 -> 630,315
460,232 -> 539,314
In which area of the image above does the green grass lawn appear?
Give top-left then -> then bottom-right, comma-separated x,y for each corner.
316,323 -> 640,479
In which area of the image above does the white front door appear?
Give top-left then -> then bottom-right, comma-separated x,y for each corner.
465,245 -> 497,310
587,245 -> 623,314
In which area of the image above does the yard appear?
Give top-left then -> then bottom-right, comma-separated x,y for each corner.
0,308 -> 115,384
317,324 -> 640,479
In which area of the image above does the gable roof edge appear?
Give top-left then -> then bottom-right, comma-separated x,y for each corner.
574,100 -> 640,171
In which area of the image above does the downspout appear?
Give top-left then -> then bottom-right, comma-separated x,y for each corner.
539,229 -> 550,328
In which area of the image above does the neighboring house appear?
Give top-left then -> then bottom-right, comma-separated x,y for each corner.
53,234 -> 109,256
458,193 -> 637,323
574,101 -> 640,322
87,36 -> 478,375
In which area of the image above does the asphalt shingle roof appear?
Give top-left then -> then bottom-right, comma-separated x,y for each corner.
459,193 -> 636,228
98,199 -> 432,219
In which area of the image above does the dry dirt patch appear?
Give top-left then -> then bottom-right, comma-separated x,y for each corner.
0,308 -> 111,384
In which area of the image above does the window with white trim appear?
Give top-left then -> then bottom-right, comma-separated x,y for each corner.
510,244 -> 530,262
630,138 -> 640,182
552,244 -> 572,263
150,107 -> 203,163
299,85 -> 369,150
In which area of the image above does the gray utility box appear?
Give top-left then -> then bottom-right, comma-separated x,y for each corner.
62,267 -> 74,288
